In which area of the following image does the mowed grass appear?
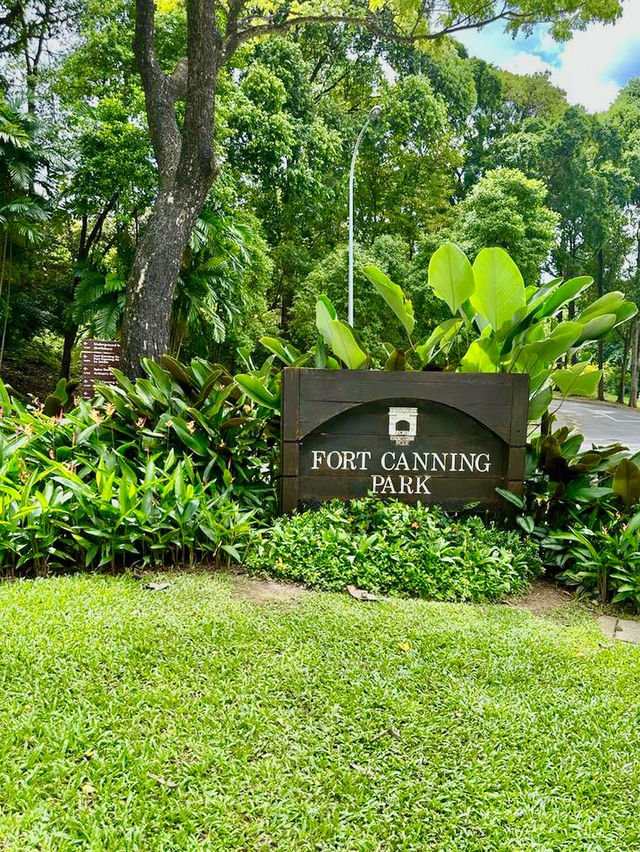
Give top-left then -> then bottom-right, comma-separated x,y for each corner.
1,574 -> 640,851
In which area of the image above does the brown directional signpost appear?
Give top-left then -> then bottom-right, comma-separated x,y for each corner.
81,339 -> 122,398
280,369 -> 529,512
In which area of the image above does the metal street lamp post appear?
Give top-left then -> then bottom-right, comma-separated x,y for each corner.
348,105 -> 381,327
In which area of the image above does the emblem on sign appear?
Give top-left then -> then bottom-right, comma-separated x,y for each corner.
388,406 -> 418,446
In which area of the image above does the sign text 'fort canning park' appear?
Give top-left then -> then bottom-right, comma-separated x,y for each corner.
280,370 -> 529,512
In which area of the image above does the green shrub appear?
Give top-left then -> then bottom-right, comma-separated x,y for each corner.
0,368 -> 263,575
246,500 -> 541,602
554,515 -> 640,611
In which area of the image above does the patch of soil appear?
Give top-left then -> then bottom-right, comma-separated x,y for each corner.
507,579 -> 574,616
228,573 -> 308,605
1,356 -> 61,400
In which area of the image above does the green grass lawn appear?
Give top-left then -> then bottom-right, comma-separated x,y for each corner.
1,573 -> 640,851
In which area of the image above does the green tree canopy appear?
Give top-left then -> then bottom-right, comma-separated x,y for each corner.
451,168 -> 559,284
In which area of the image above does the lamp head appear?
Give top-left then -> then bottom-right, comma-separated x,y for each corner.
369,105 -> 382,120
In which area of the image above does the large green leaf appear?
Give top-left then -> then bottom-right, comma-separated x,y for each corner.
259,336 -> 301,366
613,302 -> 638,328
574,313 -> 617,346
363,266 -> 415,338
459,337 -> 500,373
315,297 -> 368,370
471,247 -> 525,333
612,458 -> 640,508
578,291 -> 625,323
315,294 -> 337,343
528,385 -> 553,421
552,362 -> 602,398
234,374 -> 280,411
415,318 -> 463,365
514,321 -> 582,376
428,243 -> 475,314
532,276 -> 593,320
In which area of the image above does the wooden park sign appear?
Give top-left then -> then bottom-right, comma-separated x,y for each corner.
280,369 -> 529,512
81,339 -> 122,398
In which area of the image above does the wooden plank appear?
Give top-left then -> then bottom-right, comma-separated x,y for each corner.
281,442 -> 299,477
281,369 -> 301,440
507,446 -> 526,481
510,374 -> 530,445
280,476 -> 299,514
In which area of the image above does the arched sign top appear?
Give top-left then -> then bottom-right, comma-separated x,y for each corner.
281,369 -> 529,513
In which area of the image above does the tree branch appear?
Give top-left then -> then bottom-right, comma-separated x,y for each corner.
85,193 -> 119,256
231,4 -> 558,48
134,0 -> 183,185
176,0 -> 222,194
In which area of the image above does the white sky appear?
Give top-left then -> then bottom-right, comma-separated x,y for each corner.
457,0 -> 640,112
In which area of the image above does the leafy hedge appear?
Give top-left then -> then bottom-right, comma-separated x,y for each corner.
246,500 -> 541,602
0,358 -> 275,575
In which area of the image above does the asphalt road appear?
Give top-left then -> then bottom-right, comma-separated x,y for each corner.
554,398 -> 640,454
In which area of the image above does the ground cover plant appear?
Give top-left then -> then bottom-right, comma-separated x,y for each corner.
1,572 -> 640,851
499,422 -> 640,610
247,499 -> 541,601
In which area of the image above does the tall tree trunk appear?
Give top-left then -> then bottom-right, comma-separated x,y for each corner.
617,329 -> 630,404
629,324 -> 639,408
121,0 -> 219,376
60,324 -> 78,380
121,190 -> 203,373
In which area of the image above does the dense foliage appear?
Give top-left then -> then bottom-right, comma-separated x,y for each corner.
236,245 -> 637,429
500,422 -> 640,610
0,359 -> 276,574
0,3 -> 639,401
247,500 -> 541,601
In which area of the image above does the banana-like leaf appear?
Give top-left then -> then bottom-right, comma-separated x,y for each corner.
471,247 -> 525,333
574,313 -> 617,345
428,243 -> 475,314
527,277 -> 564,307
415,318 -> 463,365
364,266 -> 415,338
260,336 -> 301,366
612,458 -> 640,508
515,321 -> 582,376
460,337 -> 500,373
532,276 -> 593,320
613,302 -> 638,328
315,295 -> 337,346
578,291 -> 625,323
528,385 -> 553,421
315,297 -> 368,370
552,362 -> 602,398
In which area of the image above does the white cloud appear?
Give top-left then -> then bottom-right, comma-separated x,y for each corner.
458,0 -> 640,112
503,52 -> 552,77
